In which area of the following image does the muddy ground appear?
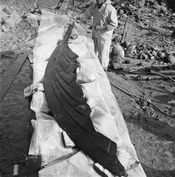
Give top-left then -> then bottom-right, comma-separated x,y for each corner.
0,0 -> 175,177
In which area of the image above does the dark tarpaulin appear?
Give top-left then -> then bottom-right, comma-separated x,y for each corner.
43,24 -> 126,177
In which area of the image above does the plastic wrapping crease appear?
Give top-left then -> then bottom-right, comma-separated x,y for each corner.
28,9 -> 147,177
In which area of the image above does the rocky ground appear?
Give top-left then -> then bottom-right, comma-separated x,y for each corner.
0,0 -> 175,177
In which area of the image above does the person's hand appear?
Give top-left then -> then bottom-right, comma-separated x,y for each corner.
95,25 -> 106,31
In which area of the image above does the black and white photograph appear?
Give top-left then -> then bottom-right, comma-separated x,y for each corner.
0,0 -> 175,177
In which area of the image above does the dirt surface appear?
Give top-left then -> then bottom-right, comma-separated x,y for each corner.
0,0 -> 175,177
108,72 -> 175,177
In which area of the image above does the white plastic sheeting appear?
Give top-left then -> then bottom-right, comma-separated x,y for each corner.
28,9 -> 147,177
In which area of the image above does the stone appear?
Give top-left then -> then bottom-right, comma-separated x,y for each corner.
167,52 -> 175,64
26,13 -> 40,27
126,44 -> 136,57
150,56 -> 155,60
152,50 -> 157,57
5,17 -> 17,29
0,11 -> 9,23
110,43 -> 125,64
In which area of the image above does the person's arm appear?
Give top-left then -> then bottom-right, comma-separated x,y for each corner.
94,5 -> 118,32
106,5 -> 118,30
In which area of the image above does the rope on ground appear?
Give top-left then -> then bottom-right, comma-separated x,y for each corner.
115,70 -> 175,86
0,52 -> 28,103
110,80 -> 175,118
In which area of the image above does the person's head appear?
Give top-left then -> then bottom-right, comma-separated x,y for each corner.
96,0 -> 106,8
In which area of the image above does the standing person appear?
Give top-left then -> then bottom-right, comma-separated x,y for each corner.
85,0 -> 118,71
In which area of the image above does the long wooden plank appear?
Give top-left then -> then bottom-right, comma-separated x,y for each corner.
0,52 -> 28,103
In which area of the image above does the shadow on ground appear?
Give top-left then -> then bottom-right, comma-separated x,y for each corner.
125,113 -> 175,142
